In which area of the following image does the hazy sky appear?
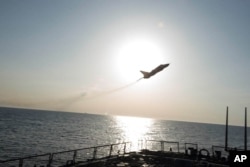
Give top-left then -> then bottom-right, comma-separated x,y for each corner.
1,0 -> 250,125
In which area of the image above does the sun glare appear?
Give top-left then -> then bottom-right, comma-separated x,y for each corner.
115,116 -> 153,151
116,38 -> 165,82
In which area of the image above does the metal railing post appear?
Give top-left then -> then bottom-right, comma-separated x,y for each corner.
161,141 -> 164,151
48,154 -> 53,167
124,143 -> 126,154
19,159 -> 23,167
73,150 -> 77,164
212,146 -> 214,157
177,142 -> 179,153
109,144 -> 113,157
93,147 -> 97,160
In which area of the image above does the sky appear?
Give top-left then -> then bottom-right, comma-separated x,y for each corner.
1,0 -> 250,125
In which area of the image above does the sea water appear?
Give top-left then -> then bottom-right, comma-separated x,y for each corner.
0,107 -> 250,162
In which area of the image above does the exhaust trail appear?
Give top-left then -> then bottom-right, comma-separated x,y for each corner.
87,78 -> 143,99
101,78 -> 142,94
56,93 -> 86,109
56,78 -> 143,110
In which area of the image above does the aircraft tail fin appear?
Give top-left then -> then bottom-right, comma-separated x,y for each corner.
140,71 -> 150,78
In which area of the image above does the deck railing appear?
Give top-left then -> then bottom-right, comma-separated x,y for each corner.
143,140 -> 231,160
144,140 -> 180,152
0,142 -> 131,167
1,140 -> 235,167
0,153 -> 52,167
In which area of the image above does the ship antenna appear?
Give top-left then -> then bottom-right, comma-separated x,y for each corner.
225,106 -> 229,151
244,107 -> 247,151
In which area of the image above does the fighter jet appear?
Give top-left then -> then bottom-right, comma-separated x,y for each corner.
140,64 -> 170,79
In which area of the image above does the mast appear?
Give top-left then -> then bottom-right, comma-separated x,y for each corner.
225,106 -> 228,151
244,107 -> 247,151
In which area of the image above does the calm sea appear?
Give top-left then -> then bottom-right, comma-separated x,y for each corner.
0,107 -> 250,162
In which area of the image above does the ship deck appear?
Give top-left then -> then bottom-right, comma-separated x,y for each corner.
74,150 -> 229,167
0,141 -> 231,167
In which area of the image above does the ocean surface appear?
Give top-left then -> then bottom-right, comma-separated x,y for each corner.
1,107 -> 250,162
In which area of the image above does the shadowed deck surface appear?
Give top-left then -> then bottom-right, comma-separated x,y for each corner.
75,150 -> 229,167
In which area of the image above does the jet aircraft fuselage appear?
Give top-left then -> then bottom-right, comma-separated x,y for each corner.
140,64 -> 169,79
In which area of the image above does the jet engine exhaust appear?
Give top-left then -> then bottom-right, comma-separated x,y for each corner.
87,78 -> 142,99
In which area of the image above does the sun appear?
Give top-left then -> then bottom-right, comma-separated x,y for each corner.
115,38 -> 165,82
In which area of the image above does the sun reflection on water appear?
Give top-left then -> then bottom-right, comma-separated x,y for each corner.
115,116 -> 153,151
